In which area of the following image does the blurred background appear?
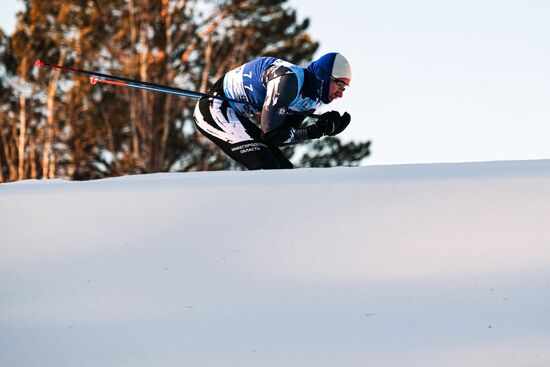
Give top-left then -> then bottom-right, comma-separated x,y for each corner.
1,0 -> 549,181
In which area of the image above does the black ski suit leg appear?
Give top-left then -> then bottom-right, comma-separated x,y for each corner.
193,96 -> 284,170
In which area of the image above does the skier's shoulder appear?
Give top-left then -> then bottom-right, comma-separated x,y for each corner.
259,59 -> 302,89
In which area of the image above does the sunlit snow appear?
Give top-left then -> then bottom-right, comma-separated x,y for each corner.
2,160 -> 550,366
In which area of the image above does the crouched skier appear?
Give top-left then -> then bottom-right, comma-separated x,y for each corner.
193,52 -> 352,169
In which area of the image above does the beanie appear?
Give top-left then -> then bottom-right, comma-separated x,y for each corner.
306,53 -> 351,103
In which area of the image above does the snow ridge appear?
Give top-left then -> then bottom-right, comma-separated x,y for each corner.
2,160 -> 550,367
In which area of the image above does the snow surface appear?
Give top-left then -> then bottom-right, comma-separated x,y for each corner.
2,160 -> 550,367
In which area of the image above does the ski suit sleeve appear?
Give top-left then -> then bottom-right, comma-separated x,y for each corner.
283,111 -> 308,129
260,66 -> 316,145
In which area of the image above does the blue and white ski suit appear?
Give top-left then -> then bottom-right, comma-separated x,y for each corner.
193,57 -> 323,169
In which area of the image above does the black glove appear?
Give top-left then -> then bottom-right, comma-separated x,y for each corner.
328,112 -> 351,136
315,110 -> 341,135
306,124 -> 323,139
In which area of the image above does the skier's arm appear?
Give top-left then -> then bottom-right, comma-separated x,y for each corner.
283,112 -> 308,129
260,69 -> 319,145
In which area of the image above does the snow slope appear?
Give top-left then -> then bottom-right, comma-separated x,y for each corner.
2,160 -> 550,367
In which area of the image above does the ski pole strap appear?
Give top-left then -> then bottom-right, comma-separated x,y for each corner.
35,59 -> 320,118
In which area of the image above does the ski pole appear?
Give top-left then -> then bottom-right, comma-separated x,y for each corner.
35,59 -> 247,104
88,75 -> 218,100
34,59 -> 320,118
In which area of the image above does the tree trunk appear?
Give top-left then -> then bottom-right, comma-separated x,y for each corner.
138,7 -> 152,171
128,0 -> 141,169
29,134 -> 38,178
158,0 -> 173,171
0,111 -> 10,182
18,56 -> 28,180
200,32 -> 213,93
43,50 -> 66,179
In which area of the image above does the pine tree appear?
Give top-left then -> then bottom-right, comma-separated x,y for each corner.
1,0 -> 370,181
292,137 -> 372,167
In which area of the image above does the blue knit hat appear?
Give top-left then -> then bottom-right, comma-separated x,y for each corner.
306,53 -> 352,103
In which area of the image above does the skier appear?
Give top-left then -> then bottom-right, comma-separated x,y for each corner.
193,52 -> 352,169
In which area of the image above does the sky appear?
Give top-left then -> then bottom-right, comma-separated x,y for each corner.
1,0 -> 549,166
289,0 -> 550,165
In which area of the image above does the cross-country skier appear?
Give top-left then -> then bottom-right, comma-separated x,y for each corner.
193,52 -> 352,169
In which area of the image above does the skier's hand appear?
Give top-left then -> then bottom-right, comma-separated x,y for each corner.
328,112 -> 351,136
315,110 -> 341,136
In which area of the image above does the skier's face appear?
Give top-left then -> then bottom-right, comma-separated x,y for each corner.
328,77 -> 350,102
